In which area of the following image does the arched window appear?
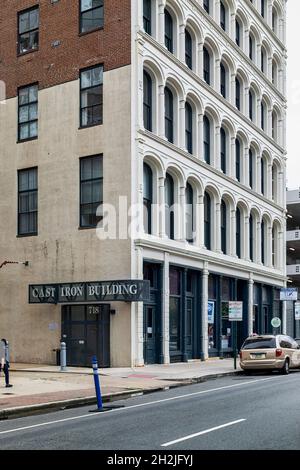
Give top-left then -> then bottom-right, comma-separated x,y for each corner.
186,183 -> 194,243
143,0 -> 152,35
165,9 -> 173,53
249,148 -> 254,189
203,46 -> 210,85
261,158 -> 265,195
185,29 -> 193,70
249,214 -> 254,262
272,164 -> 276,201
236,207 -> 241,258
143,163 -> 153,234
204,192 -> 211,250
261,101 -> 266,131
249,89 -> 254,121
203,0 -> 210,14
220,63 -> 226,98
203,115 -> 211,164
220,1 -> 226,31
235,77 -> 241,110
272,8 -> 278,35
185,102 -> 193,154
221,200 -> 227,254
143,71 -> 152,132
235,138 -> 241,182
220,127 -> 226,173
235,19 -> 241,46
249,34 -> 254,61
165,87 -> 174,143
261,48 -> 266,74
165,173 -> 174,239
261,0 -> 266,18
261,219 -> 265,264
272,60 -> 278,87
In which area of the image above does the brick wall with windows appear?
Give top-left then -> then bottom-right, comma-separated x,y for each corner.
0,0 -> 131,99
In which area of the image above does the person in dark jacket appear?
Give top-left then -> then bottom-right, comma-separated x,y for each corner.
0,339 -> 12,388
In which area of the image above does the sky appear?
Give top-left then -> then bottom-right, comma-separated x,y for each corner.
286,0 -> 300,189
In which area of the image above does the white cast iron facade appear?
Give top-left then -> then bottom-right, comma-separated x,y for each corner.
131,0 -> 287,364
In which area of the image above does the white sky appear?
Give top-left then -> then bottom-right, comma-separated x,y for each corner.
286,0 -> 300,190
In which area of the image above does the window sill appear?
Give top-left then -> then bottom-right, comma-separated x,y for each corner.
17,233 -> 38,238
17,48 -> 39,58
78,226 -> 97,231
79,27 -> 104,37
17,136 -> 38,144
78,123 -> 103,130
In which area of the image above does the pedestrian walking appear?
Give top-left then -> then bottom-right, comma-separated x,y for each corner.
0,338 -> 12,388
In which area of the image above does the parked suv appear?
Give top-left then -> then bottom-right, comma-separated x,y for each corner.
239,335 -> 300,375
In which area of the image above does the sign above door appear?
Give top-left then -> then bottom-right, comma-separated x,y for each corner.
29,280 -> 150,304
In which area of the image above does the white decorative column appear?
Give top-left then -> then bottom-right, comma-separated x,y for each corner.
201,262 -> 209,360
214,0 -> 221,26
267,163 -> 272,200
158,1 -> 165,46
230,136 -> 236,179
244,86 -> 249,119
282,300 -> 287,335
137,39 -> 145,131
257,96 -> 262,128
180,185 -> 187,242
230,72 -> 235,107
256,219 -> 262,265
244,145 -> 250,187
135,246 -> 144,366
215,201 -> 221,253
198,41 -> 204,79
215,125 -> 221,170
179,23 -> 186,63
158,85 -> 165,139
159,176 -> 166,238
248,276 -> 254,336
179,99 -> 186,150
215,58 -> 221,94
267,224 -> 273,268
198,113 -> 204,160
256,155 -> 262,193
244,28 -> 250,57
230,209 -> 237,256
244,215 -> 250,261
267,108 -> 272,137
162,253 -> 170,364
197,194 -> 204,248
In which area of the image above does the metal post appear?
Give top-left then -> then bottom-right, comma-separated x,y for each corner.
92,356 -> 103,410
60,342 -> 67,371
233,322 -> 237,370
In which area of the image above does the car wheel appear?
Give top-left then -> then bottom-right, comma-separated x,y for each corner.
282,360 -> 289,375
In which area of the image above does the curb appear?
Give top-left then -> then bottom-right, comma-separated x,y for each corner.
0,370 -> 242,420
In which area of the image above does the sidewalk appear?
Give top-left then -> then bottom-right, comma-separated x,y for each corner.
0,359 -> 241,419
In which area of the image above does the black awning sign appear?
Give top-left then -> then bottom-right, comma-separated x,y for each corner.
29,280 -> 150,304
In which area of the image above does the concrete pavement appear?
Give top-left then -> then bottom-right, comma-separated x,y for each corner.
0,359 -> 240,419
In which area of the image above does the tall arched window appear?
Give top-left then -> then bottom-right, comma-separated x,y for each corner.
261,158 -> 265,195
272,60 -> 278,87
143,163 -> 153,234
235,77 -> 241,110
204,192 -> 211,250
143,71 -> 152,132
261,48 -> 266,74
185,30 -> 193,70
249,89 -> 254,122
261,0 -> 266,18
236,207 -> 241,258
165,87 -> 174,143
203,0 -> 210,14
165,173 -> 174,239
203,115 -> 211,164
220,127 -> 226,173
221,200 -> 227,254
203,46 -> 210,85
220,63 -> 226,98
185,102 -> 193,154
164,9 -> 173,53
261,101 -> 266,131
249,213 -> 254,262
249,34 -> 254,61
143,0 -> 152,35
186,183 -> 194,243
235,19 -> 241,46
249,148 -> 254,189
220,1 -> 226,31
261,219 -> 265,265
235,138 -> 241,182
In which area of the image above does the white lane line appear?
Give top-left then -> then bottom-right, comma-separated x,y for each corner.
0,375 -> 285,436
161,419 -> 246,447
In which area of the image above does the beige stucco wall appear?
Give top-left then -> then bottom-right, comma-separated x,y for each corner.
0,65 -> 132,366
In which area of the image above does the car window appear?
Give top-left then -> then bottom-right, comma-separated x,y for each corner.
280,337 -> 293,349
242,338 -> 276,349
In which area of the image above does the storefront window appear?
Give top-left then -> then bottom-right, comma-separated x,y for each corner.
221,302 -> 232,350
169,268 -> 181,353
208,275 -> 216,350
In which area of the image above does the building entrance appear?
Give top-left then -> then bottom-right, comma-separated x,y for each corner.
61,304 -> 110,367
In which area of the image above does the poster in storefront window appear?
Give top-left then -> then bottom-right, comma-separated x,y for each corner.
208,301 -> 215,324
295,302 -> 300,320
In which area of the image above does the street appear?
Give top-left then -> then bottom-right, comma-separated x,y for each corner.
0,372 -> 300,450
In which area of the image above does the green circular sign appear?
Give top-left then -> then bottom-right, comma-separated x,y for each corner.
271,317 -> 281,328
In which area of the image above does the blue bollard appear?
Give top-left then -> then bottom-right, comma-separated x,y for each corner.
92,356 -> 103,410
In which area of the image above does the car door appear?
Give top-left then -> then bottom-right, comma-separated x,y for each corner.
290,337 -> 300,367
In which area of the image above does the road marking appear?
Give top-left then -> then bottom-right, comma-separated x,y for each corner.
161,419 -> 246,447
0,375 -> 288,436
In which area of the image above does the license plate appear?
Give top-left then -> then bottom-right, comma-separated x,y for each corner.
250,353 -> 266,359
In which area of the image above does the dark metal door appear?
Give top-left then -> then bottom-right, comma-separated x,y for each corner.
143,305 -> 156,364
61,304 -> 110,367
186,297 -> 193,358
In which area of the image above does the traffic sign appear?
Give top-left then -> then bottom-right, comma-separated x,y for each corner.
271,317 -> 281,328
280,288 -> 298,301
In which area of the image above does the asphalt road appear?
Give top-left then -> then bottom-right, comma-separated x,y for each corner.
0,371 -> 300,450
